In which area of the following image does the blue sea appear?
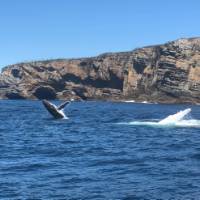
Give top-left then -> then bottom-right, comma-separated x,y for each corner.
0,100 -> 200,199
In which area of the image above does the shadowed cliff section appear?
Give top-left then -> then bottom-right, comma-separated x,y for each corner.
0,37 -> 200,103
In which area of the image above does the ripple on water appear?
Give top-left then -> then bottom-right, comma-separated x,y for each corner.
0,101 -> 200,199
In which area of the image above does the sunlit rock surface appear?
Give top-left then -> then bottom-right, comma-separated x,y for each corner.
0,37 -> 200,103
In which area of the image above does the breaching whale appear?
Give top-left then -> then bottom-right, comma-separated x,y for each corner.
42,100 -> 71,119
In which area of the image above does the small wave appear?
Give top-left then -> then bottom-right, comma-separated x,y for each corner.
124,100 -> 135,103
123,100 -> 158,104
140,101 -> 155,104
142,101 -> 148,104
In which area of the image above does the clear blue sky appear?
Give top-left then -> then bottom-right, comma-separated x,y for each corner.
0,0 -> 199,68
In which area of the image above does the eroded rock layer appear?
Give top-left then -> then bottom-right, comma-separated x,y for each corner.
0,37 -> 200,103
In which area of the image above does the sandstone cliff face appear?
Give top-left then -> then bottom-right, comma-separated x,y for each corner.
0,37 -> 200,103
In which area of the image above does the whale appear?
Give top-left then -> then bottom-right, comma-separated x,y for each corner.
42,100 -> 71,119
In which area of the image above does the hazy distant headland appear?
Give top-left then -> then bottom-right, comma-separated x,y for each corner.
0,37 -> 200,104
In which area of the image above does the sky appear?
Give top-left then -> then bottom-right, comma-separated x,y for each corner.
0,0 -> 200,68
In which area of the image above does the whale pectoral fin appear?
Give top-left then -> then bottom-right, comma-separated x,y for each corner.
57,101 -> 70,110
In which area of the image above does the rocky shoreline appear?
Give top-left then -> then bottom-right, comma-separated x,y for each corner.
0,37 -> 200,104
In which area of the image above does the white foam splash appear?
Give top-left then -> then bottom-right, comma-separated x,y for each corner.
158,108 -> 191,125
118,108 -> 200,128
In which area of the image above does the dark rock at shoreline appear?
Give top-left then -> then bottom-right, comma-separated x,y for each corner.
0,37 -> 200,104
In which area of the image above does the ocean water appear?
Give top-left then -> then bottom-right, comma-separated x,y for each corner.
0,100 -> 200,200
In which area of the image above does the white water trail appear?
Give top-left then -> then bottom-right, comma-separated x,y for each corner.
119,108 -> 200,128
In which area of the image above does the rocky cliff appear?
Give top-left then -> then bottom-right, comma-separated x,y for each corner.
0,37 -> 200,103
